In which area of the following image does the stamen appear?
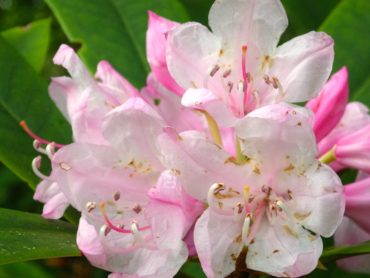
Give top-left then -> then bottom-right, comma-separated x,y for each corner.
86,201 -> 96,213
100,224 -> 111,237
207,183 -> 225,205
227,81 -> 234,93
238,80 -> 244,93
99,202 -> 150,234
241,45 -> 248,82
20,121 -> 64,148
46,143 -> 55,159
32,156 -> 50,180
276,200 -> 289,215
131,222 -> 144,244
242,214 -> 251,243
223,69 -> 232,78
33,140 -> 47,155
271,77 -> 285,101
253,90 -> 261,108
263,75 -> 271,85
210,64 -> 220,77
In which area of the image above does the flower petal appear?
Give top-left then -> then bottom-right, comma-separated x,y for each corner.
194,208 -> 244,278
306,67 -> 349,142
209,0 -> 288,55
246,218 -> 323,277
103,97 -> 165,167
147,11 -> 183,95
272,31 -> 334,102
167,22 -> 221,90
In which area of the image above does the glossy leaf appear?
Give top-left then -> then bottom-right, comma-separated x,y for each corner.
1,18 -> 51,72
320,0 -> 370,100
0,36 -> 70,189
45,0 -> 190,88
0,208 -> 80,265
0,261 -> 53,278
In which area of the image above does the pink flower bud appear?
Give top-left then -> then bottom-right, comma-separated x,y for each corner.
335,125 -> 370,173
146,11 -> 183,95
306,67 -> 349,142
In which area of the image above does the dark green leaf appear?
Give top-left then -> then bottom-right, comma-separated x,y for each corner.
0,208 -> 80,265
1,18 -> 51,72
321,241 -> 370,263
281,0 -> 339,42
45,0 -> 191,88
0,261 -> 53,278
179,0 -> 213,25
0,36 -> 71,188
320,0 -> 370,100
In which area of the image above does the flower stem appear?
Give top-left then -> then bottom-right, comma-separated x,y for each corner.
198,110 -> 223,147
319,147 -> 336,164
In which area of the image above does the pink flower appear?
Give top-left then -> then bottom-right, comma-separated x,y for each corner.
158,103 -> 344,277
166,0 -> 334,125
146,11 -> 183,96
335,173 -> 370,273
306,67 -> 349,142
318,102 -> 370,156
50,98 -> 204,276
334,125 -> 370,173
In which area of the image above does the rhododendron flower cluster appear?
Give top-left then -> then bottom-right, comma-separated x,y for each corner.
25,0 -> 370,277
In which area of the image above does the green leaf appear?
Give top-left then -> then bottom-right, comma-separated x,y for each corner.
45,0 -> 190,88
281,0 -> 340,42
321,241 -> 370,263
1,18 -> 51,72
320,0 -> 370,99
0,208 -> 80,265
0,261 -> 53,278
179,0 -> 213,25
176,261 -> 206,278
0,36 -> 71,189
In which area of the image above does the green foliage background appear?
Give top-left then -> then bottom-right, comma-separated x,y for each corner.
0,0 -> 369,277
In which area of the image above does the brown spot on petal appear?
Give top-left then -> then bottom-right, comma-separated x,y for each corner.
273,249 -> 280,254
231,254 -> 238,261
235,234 -> 243,243
219,48 -> 224,56
170,169 -> 181,176
283,225 -> 299,239
59,162 -> 71,171
253,165 -> 261,175
294,211 -> 312,221
284,163 -> 295,172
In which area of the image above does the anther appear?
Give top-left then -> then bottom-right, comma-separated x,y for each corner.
113,192 -> 121,201
210,65 -> 220,77
131,221 -> 144,244
223,69 -> 232,78
86,201 -> 96,213
207,183 -> 225,205
100,224 -> 111,237
227,81 -> 234,93
276,200 -> 289,215
132,204 -> 142,214
263,75 -> 271,85
32,156 -> 50,180
238,80 -> 244,93
59,162 -> 71,171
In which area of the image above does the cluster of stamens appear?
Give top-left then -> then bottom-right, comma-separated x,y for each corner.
85,192 -> 151,245
207,182 -> 293,245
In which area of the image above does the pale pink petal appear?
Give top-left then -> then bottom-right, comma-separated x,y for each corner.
293,162 -> 345,237
236,103 -> 317,170
141,74 -> 203,132
157,130 -> 245,201
194,209 -> 244,278
77,217 -> 106,266
319,102 -> 370,155
52,143 -> 150,211
181,88 -> 238,127
146,11 -> 183,95
102,97 -> 165,167
48,77 -> 76,122
335,217 -> 370,273
166,22 -> 222,90
246,218 -> 323,277
306,67 -> 349,142
148,169 -> 205,232
272,32 -> 334,102
96,60 -> 139,105
53,44 -> 93,89
34,180 -> 69,219
209,0 -> 288,56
